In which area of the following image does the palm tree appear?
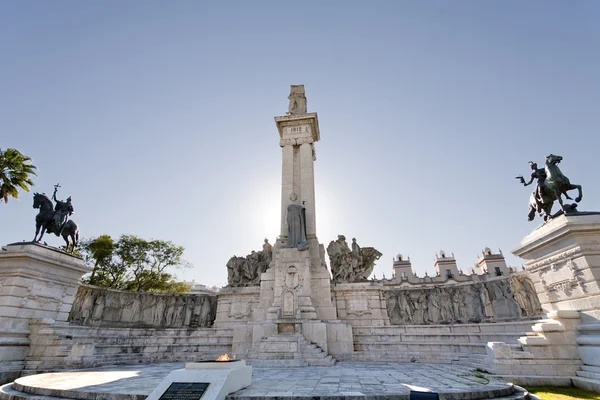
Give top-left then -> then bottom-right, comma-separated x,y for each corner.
0,148 -> 37,203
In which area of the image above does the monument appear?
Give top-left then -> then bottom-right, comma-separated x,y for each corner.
218,85 -> 353,365
4,88 -> 600,397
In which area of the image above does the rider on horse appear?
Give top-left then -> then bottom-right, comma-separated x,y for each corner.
52,186 -> 74,235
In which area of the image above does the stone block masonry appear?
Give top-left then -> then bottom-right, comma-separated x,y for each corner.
0,243 -> 90,384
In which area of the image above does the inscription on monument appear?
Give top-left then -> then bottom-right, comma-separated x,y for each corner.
158,382 -> 210,400
284,125 -> 311,135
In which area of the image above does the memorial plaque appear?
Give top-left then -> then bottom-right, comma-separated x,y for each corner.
158,382 -> 210,400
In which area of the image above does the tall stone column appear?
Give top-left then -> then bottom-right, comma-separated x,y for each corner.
299,141 -> 316,238
280,144 -> 294,239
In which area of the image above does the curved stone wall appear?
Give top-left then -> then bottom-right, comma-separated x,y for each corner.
386,273 -> 542,325
68,284 -> 217,328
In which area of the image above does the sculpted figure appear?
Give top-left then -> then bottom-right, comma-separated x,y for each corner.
510,276 -> 529,316
517,155 -> 583,221
356,247 -> 383,281
427,289 -> 441,323
398,291 -> 415,323
327,235 -> 381,283
287,85 -> 307,115
199,297 -> 213,327
263,239 -> 273,263
521,276 -> 543,315
413,290 -> 428,324
52,187 -> 74,236
386,294 -> 399,324
226,240 -> 275,287
452,287 -> 468,322
510,275 -> 542,317
479,283 -> 493,318
466,285 -> 484,322
32,184 -> 80,252
285,203 -> 308,250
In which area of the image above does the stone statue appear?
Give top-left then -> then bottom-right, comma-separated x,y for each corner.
32,184 -> 80,252
517,154 -> 583,221
52,185 -> 73,235
327,235 -> 382,282
285,203 -> 308,250
226,240 -> 274,287
263,239 -> 273,263
286,85 -> 307,116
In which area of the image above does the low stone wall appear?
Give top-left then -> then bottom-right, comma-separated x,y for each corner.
68,284 -> 217,328
352,320 -> 539,367
385,273 -> 543,325
25,320 -> 233,374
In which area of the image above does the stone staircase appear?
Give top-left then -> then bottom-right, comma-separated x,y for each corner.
248,333 -> 335,367
23,323 -> 233,375
351,321 -> 540,369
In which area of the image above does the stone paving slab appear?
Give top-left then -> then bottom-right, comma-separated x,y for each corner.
10,362 -> 514,400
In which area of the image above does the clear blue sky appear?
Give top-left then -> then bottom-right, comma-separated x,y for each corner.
2,1 -> 599,287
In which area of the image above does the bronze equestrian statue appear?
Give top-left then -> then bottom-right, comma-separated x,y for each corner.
32,184 -> 80,252
517,154 -> 583,222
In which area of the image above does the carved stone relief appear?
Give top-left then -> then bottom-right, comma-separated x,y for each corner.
68,284 -> 217,328
386,274 -> 542,325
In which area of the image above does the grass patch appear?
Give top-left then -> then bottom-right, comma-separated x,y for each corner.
526,386 -> 600,400
472,372 -> 490,384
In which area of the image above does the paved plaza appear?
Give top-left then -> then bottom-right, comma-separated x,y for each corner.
1,362 -> 518,400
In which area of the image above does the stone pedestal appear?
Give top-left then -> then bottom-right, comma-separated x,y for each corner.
333,282 -> 391,326
0,243 -> 90,384
512,214 -> 600,319
513,214 -> 600,383
214,286 -> 260,329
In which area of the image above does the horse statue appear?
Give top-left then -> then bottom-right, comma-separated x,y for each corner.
517,154 -> 583,222
32,192 -> 80,252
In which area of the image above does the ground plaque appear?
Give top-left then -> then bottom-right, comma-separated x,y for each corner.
158,382 -> 210,400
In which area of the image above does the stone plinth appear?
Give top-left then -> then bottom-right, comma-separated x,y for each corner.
0,242 -> 90,384
146,360 -> 252,400
333,282 -> 390,326
512,214 -> 600,319
214,286 -> 260,328
513,214 -> 600,384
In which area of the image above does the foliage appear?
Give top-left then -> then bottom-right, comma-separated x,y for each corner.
0,148 -> 37,203
526,386 -> 600,400
80,234 -> 191,294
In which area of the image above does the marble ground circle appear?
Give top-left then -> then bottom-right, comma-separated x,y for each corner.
3,362 -> 517,400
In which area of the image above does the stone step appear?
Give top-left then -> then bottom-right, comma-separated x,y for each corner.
247,359 -> 307,368
0,383 -> 71,400
92,343 -> 230,354
307,355 -> 335,366
582,365 -> 600,374
353,333 -> 530,344
577,370 -> 600,380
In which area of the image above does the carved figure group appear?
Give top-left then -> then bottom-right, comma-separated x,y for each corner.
32,184 -> 80,252
327,235 -> 382,282
226,239 -> 273,287
516,154 -> 583,222
68,285 -> 216,328
387,275 -> 542,325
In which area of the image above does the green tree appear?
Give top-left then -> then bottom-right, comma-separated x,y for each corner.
0,148 -> 37,203
81,234 -> 192,294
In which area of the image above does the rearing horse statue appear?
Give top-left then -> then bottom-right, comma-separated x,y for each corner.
544,154 -> 583,214
32,192 -> 80,252
517,154 -> 583,222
